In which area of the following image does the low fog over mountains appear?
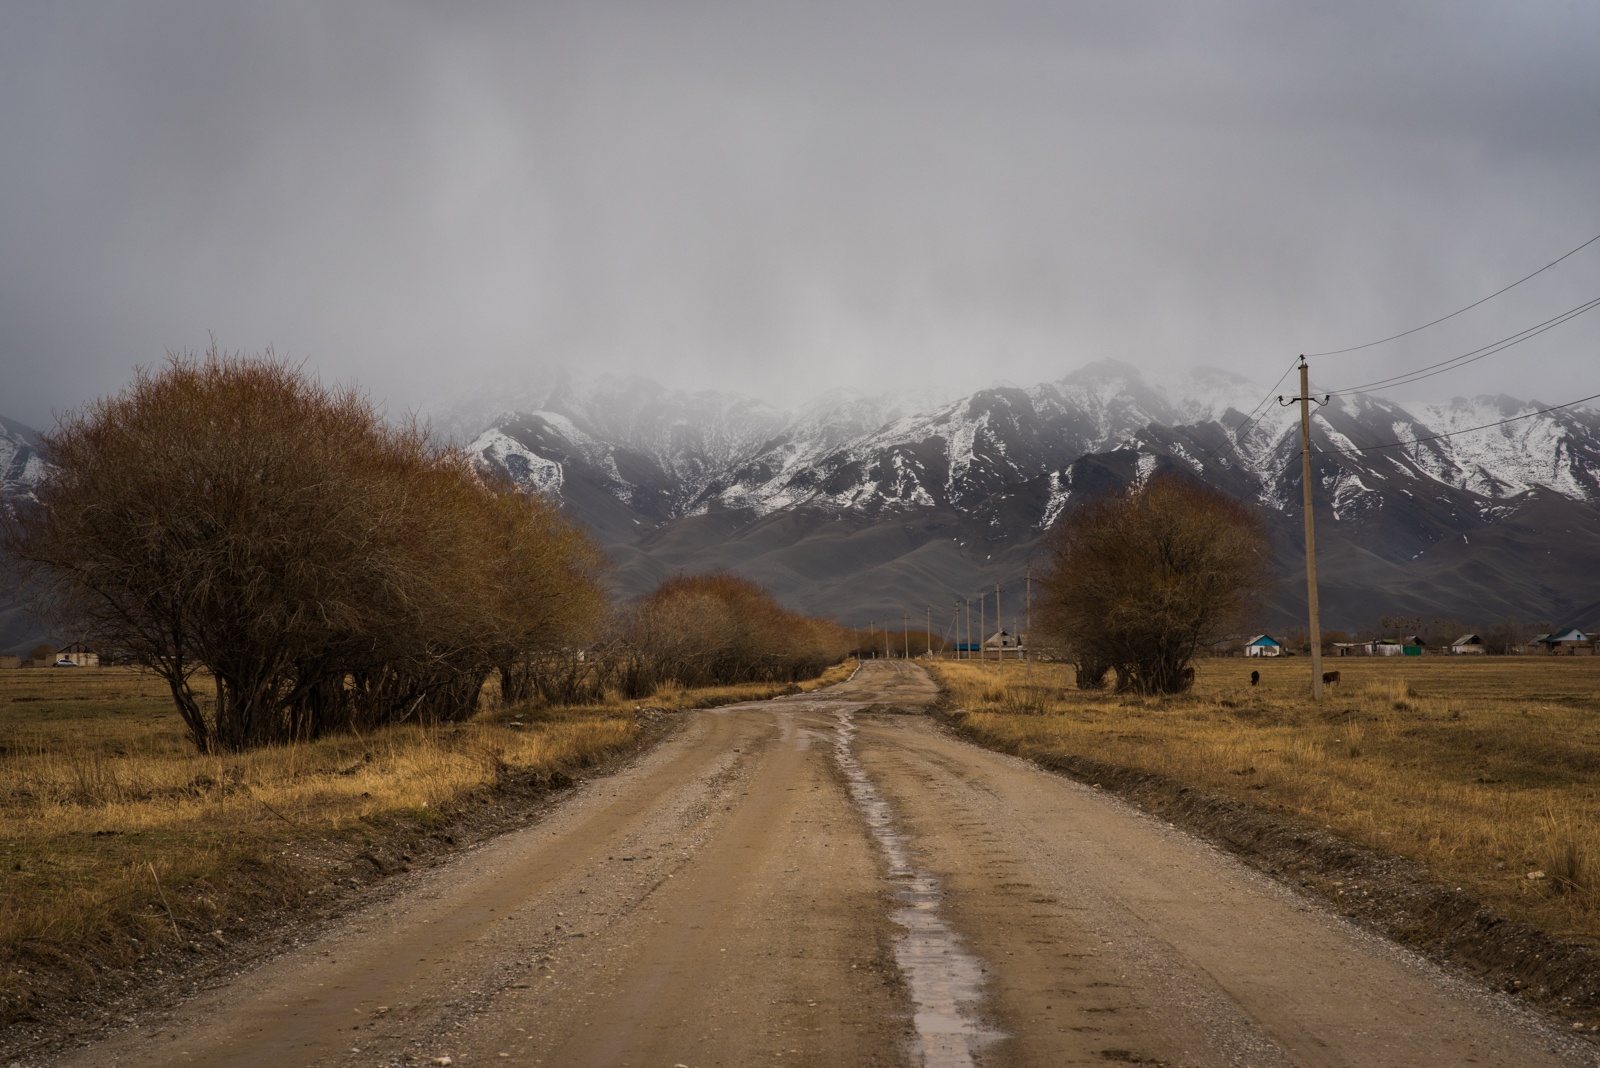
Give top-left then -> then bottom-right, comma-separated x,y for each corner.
5,361 -> 1600,653
466,362 -> 1600,632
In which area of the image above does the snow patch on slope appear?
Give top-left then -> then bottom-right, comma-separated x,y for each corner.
470,428 -> 563,495
1414,398 -> 1600,501
0,417 -> 47,507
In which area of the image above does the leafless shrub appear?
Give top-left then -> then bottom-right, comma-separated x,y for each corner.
1036,474 -> 1272,696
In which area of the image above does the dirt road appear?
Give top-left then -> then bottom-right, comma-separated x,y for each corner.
50,661 -> 1595,1067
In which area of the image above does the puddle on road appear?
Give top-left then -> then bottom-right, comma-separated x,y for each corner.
832,710 -> 998,1067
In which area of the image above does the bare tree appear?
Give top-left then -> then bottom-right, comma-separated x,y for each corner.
2,349 -> 605,750
1483,617 -> 1537,655
1037,474 -> 1273,695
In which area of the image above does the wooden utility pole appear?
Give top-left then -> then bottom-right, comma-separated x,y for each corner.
903,612 -> 910,660
1282,357 -> 1328,700
868,620 -> 875,660
964,599 -> 971,660
927,606 -> 933,658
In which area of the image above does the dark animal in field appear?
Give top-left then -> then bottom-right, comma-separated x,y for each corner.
1322,670 -> 1341,689
1250,670 -> 1260,686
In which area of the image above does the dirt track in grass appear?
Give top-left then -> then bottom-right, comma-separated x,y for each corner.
35,662 -> 1597,1067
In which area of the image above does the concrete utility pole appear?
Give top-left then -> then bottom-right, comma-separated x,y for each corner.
996,583 -> 1004,676
1281,356 -> 1329,700
1025,565 -> 1033,681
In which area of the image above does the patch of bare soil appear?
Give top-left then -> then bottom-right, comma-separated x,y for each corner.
939,705 -> 1600,1038
0,713 -> 683,1064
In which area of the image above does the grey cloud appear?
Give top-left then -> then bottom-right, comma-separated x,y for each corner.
1,1 -> 1597,429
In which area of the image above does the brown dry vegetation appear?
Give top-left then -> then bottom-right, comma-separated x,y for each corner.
604,573 -> 854,698
1035,473 -> 1272,694
0,660 -> 853,1030
933,655 -> 1600,944
2,351 -> 607,752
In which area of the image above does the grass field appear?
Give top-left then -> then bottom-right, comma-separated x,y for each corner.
932,654 -> 1600,944
0,661 -> 855,1027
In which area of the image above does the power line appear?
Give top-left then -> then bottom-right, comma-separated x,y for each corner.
1179,356 -> 1302,473
1305,228 -> 1600,357
1226,358 -> 1302,446
1319,390 -> 1600,456
1325,293 -> 1600,398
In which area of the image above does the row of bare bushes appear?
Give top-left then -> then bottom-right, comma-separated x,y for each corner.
1,350 -> 606,752
507,573 -> 855,705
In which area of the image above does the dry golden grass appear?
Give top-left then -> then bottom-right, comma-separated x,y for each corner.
932,655 -> 1600,944
0,661 -> 853,1022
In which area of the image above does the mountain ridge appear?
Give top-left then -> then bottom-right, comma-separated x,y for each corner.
4,361 -> 1599,651
468,361 -> 1600,630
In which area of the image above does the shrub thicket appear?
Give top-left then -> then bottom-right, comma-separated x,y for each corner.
1,350 -> 605,751
619,573 -> 851,693
519,572 -> 853,704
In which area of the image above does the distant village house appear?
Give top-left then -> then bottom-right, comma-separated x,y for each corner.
54,643 -> 99,667
1531,628 -> 1593,655
1450,633 -> 1486,655
983,631 -> 1023,655
1244,635 -> 1284,658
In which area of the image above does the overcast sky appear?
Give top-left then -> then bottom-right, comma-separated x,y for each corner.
2,1 -> 1598,430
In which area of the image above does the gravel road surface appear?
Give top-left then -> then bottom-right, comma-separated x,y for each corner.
50,661 -> 1595,1067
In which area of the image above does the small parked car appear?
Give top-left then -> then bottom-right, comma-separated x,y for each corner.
51,658 -> 79,667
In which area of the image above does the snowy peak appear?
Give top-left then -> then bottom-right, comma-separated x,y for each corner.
1410,396 -> 1600,502
697,362 -> 1267,518
0,415 -> 46,507
463,366 -> 1600,548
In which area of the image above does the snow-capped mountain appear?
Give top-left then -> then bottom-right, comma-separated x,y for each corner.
5,361 -> 1598,637
469,362 -> 1600,629
0,415 -> 52,655
0,415 -> 45,507
473,360 -> 1600,527
694,363 -> 1259,517
465,375 -> 790,519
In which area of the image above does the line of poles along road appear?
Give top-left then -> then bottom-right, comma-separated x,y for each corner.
859,569 -> 1032,673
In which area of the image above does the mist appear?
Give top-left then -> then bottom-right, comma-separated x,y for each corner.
2,2 -> 1598,430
